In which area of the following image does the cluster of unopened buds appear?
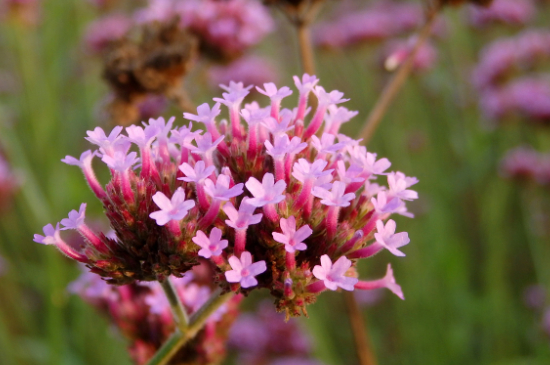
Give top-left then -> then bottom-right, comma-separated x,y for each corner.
34,74 -> 418,316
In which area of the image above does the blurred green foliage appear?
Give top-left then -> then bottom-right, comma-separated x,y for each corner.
0,1 -> 550,365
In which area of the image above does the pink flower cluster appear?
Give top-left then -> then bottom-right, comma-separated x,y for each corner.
35,75 -> 417,315
313,1 -> 441,72
208,55 -> 280,90
472,30 -> 550,123
313,1 -> 423,48
500,146 -> 550,185
134,0 -> 274,60
83,14 -> 132,54
69,264 -> 241,364
467,0 -> 535,28
0,153 -> 18,213
228,301 -> 325,365
382,37 -> 438,73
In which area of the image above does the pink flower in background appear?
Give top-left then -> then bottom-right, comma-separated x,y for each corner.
175,0 -> 274,60
70,266 -> 242,365
313,0 -> 438,48
208,56 -> 280,88
84,14 -> 131,54
383,37 -> 438,72
467,0 -> 535,28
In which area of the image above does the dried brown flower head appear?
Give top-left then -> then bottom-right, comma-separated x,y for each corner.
102,19 -> 198,125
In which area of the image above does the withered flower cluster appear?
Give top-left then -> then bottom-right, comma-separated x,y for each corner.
102,20 -> 197,125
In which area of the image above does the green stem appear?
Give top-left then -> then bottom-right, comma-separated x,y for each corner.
160,278 -> 189,332
146,288 -> 234,365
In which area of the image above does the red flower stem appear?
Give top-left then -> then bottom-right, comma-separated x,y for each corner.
343,291 -> 378,365
234,229 -> 247,257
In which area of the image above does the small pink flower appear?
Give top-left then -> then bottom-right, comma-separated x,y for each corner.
192,227 -> 228,258
312,255 -> 358,291
184,103 -> 221,125
101,151 -> 139,172
34,223 -> 61,245
374,219 -> 410,257
60,203 -> 87,230
312,181 -> 355,207
293,74 -> 319,95
292,159 -> 333,185
245,173 -> 286,207
149,188 -> 196,226
272,216 -> 312,253
179,161 -> 216,184
204,174 -> 244,201
265,134 -> 307,159
310,133 -> 347,155
85,126 -> 129,157
256,83 -> 293,101
313,86 -> 349,106
261,111 -> 295,137
223,199 -> 263,230
187,132 -> 225,156
225,251 -> 267,288
387,172 -> 418,201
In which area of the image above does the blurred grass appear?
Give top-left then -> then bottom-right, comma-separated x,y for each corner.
1,1 -> 550,365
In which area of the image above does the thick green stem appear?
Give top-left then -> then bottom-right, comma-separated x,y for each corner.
160,278 -> 189,332
146,288 -> 234,365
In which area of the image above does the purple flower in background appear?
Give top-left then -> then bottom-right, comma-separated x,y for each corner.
208,56 -> 280,89
84,14 -> 131,54
467,0 -> 535,28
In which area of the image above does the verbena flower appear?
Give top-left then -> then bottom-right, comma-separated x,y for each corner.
36,75 -> 417,316
69,266 -> 242,365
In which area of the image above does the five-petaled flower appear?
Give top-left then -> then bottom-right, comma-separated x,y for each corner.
312,255 -> 358,291
225,251 -> 267,288
149,188 -> 196,226
272,216 -> 312,253
374,219 -> 410,257
192,227 -> 228,258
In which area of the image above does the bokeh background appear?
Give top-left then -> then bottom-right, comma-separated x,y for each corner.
1,0 -> 550,364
